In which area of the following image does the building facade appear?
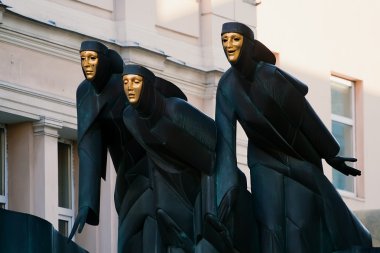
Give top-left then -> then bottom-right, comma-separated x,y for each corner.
0,0 -> 379,252
0,0 -> 259,252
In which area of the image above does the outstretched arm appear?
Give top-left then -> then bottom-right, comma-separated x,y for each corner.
68,122 -> 107,241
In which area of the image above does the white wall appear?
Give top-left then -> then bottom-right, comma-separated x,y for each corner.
257,0 -> 380,210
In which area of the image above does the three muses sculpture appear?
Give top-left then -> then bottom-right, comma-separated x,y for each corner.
69,23 -> 379,253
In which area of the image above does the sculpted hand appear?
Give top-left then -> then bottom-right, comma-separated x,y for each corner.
67,207 -> 90,242
325,156 -> 361,176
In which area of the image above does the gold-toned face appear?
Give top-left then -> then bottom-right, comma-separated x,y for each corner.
221,33 -> 244,63
123,74 -> 144,104
80,51 -> 99,81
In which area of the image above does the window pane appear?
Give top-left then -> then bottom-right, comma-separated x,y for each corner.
0,203 -> 4,209
0,128 -> 4,196
58,143 -> 72,209
58,219 -> 69,237
332,121 -> 353,156
331,81 -> 353,118
332,169 -> 354,192
332,120 -> 355,192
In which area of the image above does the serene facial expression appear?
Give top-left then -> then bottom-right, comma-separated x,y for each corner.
221,32 -> 244,63
123,74 -> 144,104
80,51 -> 99,81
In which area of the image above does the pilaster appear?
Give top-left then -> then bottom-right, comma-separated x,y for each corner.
32,116 -> 62,228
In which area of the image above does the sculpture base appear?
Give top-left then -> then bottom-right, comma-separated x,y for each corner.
0,209 -> 88,253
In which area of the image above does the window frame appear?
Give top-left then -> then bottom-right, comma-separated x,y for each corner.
330,74 -> 361,197
57,139 -> 74,237
0,124 -> 7,209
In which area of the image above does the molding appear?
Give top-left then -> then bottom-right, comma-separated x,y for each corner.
33,116 -> 63,138
0,80 -> 77,130
1,10 -> 225,74
0,81 -> 76,107
0,24 -> 223,99
0,26 -> 79,63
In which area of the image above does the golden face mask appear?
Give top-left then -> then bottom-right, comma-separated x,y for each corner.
221,32 -> 244,64
123,74 -> 144,104
80,51 -> 99,81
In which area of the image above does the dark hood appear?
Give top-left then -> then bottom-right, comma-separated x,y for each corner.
80,40 -> 123,94
123,65 -> 188,117
154,77 -> 187,101
122,64 -> 157,118
221,22 -> 276,80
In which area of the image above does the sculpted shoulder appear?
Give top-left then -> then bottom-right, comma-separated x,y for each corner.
219,68 -> 234,84
165,97 -> 212,124
76,80 -> 91,106
165,97 -> 216,149
255,62 -> 309,96
217,68 -> 236,93
77,79 -> 90,96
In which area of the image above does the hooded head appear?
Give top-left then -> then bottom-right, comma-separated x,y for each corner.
122,64 -> 156,117
123,64 -> 188,118
80,40 -> 123,93
221,22 -> 276,79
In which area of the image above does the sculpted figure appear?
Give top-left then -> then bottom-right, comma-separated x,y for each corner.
122,65 -> 217,253
215,22 -> 373,253
69,41 -> 158,253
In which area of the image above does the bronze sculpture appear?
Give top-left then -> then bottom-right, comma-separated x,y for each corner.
215,22 -> 374,253
122,64 -> 217,253
68,32 -> 380,253
69,41 -> 158,253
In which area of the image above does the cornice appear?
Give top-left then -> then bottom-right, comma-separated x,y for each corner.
0,9 -> 225,75
0,26 -> 79,63
0,26 -> 223,99
0,80 -> 77,130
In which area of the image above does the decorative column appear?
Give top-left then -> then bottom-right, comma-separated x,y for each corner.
32,116 -> 62,228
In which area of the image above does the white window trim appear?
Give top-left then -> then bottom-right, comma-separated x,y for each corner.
0,124 -> 7,209
57,139 -> 74,238
331,75 -> 353,87
331,76 -> 357,196
331,114 -> 353,126
58,211 -> 74,238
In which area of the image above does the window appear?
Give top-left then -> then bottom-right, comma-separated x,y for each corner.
57,141 -> 74,237
330,76 -> 356,193
0,126 -> 7,209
